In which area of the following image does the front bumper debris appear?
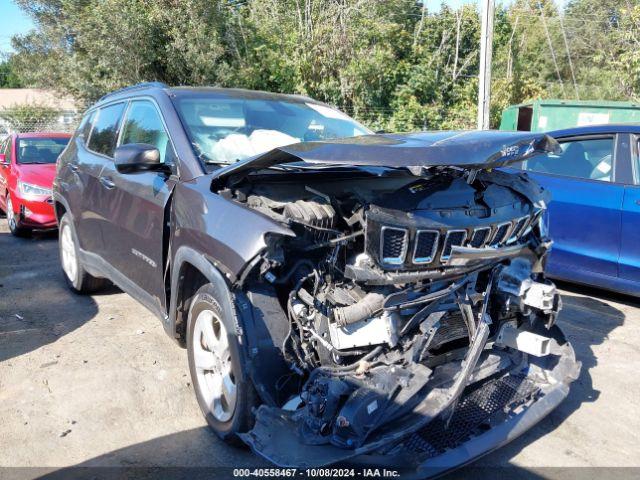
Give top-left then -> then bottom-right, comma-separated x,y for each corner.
240,324 -> 580,475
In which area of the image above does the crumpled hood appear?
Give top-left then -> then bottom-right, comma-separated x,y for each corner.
210,130 -> 561,182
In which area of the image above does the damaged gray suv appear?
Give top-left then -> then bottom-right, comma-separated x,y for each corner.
53,83 -> 580,474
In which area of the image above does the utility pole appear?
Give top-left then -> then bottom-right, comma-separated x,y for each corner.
477,0 -> 495,130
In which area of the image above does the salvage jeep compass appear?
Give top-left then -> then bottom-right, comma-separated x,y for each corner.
53,83 -> 579,474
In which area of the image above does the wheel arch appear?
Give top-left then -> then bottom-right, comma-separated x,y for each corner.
54,201 -> 67,224
168,246 -> 239,348
52,192 -> 72,225
169,245 -> 293,407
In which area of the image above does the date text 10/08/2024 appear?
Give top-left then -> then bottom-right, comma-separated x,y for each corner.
232,469 -> 401,477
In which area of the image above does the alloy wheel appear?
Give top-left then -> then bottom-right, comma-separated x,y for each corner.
6,196 -> 17,231
193,309 -> 237,422
60,224 -> 78,283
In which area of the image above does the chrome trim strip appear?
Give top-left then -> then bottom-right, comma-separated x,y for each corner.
448,243 -> 528,266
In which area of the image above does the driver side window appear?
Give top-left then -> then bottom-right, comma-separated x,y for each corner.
523,137 -> 614,182
120,100 -> 175,164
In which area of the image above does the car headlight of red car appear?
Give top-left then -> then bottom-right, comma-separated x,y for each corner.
18,181 -> 52,197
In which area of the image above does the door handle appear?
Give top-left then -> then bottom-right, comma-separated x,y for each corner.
99,177 -> 115,189
69,164 -> 79,172
635,200 -> 640,206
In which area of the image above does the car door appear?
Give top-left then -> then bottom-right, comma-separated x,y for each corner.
78,102 -> 127,257
59,110 -> 96,229
521,134 -> 623,281
98,98 -> 177,316
619,134 -> 640,285
2,136 -> 18,212
0,138 -> 9,207
59,111 -> 94,231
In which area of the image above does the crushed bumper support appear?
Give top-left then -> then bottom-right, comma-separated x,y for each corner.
240,324 -> 580,474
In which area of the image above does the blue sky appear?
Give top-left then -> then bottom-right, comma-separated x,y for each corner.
0,1 -> 34,56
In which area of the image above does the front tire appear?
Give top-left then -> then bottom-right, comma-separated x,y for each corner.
59,213 -> 107,293
6,195 -> 31,237
187,283 -> 257,444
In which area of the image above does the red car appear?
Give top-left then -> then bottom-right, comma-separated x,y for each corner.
0,132 -> 71,236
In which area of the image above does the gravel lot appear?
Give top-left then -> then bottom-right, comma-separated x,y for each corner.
1,221 -> 639,477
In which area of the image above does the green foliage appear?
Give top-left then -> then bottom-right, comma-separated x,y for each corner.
0,102 -> 59,131
0,59 -> 23,88
8,0 -> 640,130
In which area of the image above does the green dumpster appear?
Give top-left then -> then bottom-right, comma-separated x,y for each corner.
499,99 -> 640,132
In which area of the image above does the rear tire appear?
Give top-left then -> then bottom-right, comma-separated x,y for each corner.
59,213 -> 107,294
187,282 -> 258,445
6,195 -> 31,238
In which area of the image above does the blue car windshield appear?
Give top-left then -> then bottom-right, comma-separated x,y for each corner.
173,96 -> 371,166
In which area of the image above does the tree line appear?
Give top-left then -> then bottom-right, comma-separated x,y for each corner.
5,0 -> 640,130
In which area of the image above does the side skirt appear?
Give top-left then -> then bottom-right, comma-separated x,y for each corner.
78,248 -> 168,322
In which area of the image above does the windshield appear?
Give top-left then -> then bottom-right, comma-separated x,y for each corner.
18,137 -> 69,164
173,95 -> 371,166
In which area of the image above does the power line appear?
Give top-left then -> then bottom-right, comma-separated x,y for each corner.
536,2 -> 565,96
558,13 -> 579,99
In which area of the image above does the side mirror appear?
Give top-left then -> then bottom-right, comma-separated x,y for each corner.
114,143 -> 169,174
0,153 -> 7,165
375,129 -> 387,134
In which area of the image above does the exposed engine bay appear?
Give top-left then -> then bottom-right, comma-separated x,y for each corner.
222,162 -> 579,469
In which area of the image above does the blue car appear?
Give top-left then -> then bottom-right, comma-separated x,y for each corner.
509,124 -> 640,296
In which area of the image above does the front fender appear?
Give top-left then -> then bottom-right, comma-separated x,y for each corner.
171,179 -> 294,283
168,246 -> 292,406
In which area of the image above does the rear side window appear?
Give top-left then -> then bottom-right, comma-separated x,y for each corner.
120,100 -> 174,164
77,111 -> 95,143
524,137 -> 615,182
87,103 -> 126,157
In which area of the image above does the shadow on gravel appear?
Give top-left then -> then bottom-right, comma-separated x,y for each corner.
468,281 -> 627,468
0,229 -> 117,363
36,427 -> 265,480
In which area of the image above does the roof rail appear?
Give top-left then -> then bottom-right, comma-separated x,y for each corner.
99,82 -> 168,102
